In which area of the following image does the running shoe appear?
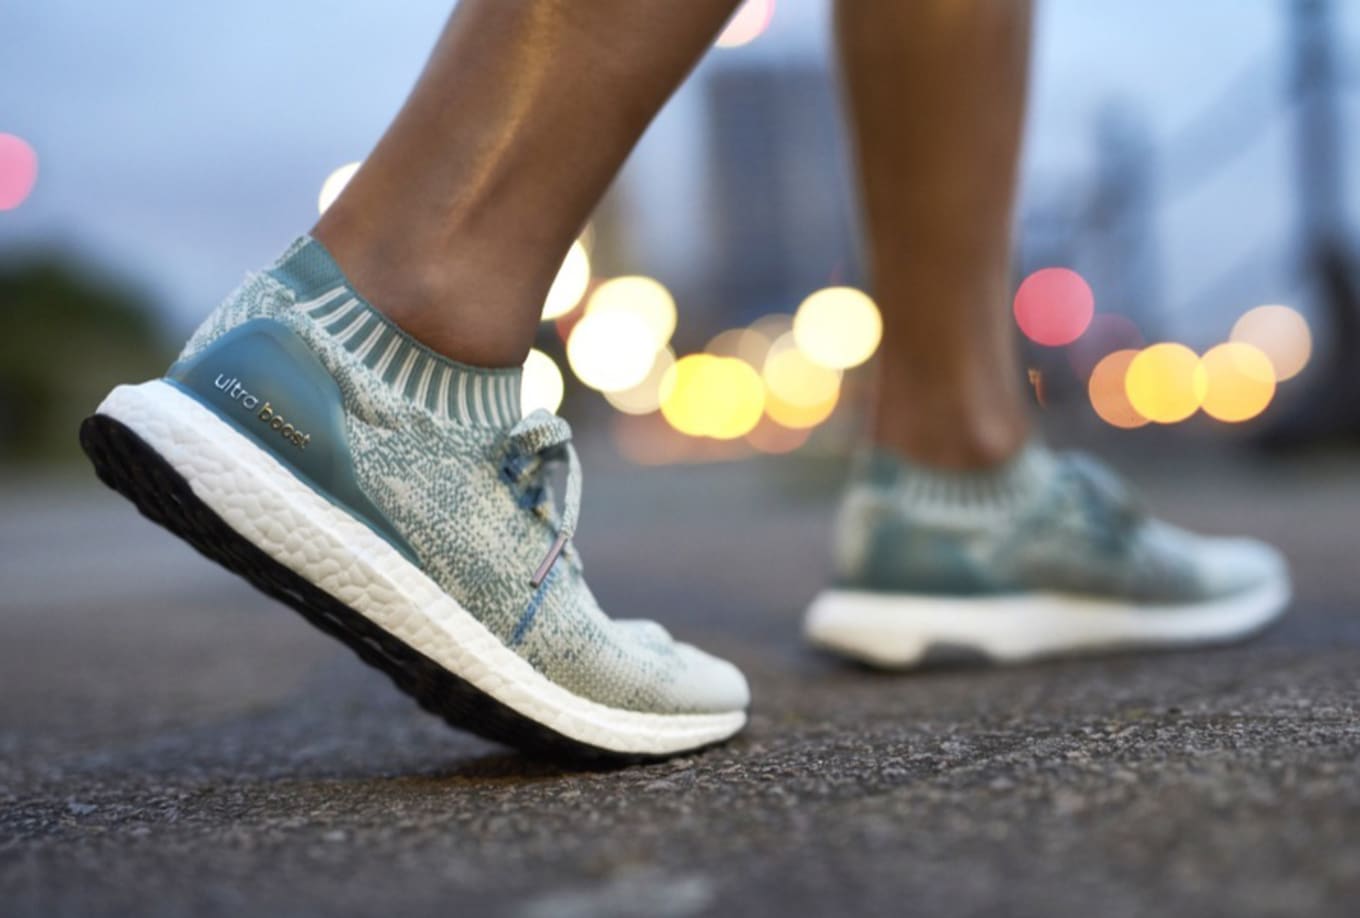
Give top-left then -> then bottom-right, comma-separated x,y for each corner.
81,237 -> 749,758
805,445 -> 1290,667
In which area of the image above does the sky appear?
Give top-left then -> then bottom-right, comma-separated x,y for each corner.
1,0 -> 1357,343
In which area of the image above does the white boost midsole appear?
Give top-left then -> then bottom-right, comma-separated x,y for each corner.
805,578 -> 1290,668
97,380 -> 746,754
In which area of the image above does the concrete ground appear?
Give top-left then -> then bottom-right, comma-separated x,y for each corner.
2,446 -> 1359,917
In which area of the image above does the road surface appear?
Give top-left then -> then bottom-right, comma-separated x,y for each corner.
3,447 -> 1358,916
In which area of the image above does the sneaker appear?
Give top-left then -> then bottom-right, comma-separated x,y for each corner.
80,237 -> 748,758
804,444 -> 1290,667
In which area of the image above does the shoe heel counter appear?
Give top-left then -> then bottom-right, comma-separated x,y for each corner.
165,317 -> 416,561
832,487 -> 997,595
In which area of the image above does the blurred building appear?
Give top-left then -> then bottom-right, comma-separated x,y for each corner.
698,63 -> 862,334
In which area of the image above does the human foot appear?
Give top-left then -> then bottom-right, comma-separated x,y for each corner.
81,237 -> 748,758
805,444 -> 1289,667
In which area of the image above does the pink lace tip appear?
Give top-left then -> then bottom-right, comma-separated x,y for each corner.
529,531 -> 570,589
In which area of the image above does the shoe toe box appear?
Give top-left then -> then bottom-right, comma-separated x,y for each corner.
1192,533 -> 1290,599
669,642 -> 751,714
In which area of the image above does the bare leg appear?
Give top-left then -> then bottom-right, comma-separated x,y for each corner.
314,0 -> 740,367
837,0 -> 1034,468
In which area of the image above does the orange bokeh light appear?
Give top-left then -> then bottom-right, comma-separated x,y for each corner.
1087,349 -> 1148,429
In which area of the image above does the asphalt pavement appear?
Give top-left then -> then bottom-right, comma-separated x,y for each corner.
2,446 -> 1359,917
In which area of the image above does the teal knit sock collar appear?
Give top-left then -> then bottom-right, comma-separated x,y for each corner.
855,440 -> 1058,522
266,236 -> 522,428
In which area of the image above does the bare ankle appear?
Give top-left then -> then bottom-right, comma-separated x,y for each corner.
872,412 -> 1031,470
311,218 -> 543,369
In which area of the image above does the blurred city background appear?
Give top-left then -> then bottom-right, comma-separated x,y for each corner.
6,2 -> 1360,915
3,0 -> 1359,469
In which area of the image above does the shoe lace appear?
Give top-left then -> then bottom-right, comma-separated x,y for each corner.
1053,452 -> 1144,551
503,409 -> 582,588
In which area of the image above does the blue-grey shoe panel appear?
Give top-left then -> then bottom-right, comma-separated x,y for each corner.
834,450 -> 1288,605
167,317 -> 416,562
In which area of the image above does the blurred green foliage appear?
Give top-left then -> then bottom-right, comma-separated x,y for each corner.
0,257 -> 173,465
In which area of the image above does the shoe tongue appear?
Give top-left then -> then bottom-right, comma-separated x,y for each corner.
1060,453 -> 1135,508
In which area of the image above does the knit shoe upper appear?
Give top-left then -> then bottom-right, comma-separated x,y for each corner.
174,237 -> 749,718
832,446 -> 1288,605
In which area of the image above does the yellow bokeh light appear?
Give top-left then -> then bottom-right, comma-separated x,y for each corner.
764,333 -> 842,407
318,161 -> 360,215
792,286 -> 883,370
542,241 -> 592,321
659,355 -> 717,437
1125,343 -> 1206,424
1230,304 -> 1312,382
716,0 -> 775,48
660,355 -> 765,440
763,389 -> 838,429
707,359 -> 766,439
577,222 -> 596,255
585,275 -> 676,351
565,309 -> 657,392
604,347 -> 675,416
1198,342 -> 1276,423
1087,349 -> 1148,429
520,348 -> 565,415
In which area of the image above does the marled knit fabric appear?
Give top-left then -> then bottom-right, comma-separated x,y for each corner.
176,237 -> 747,716
833,445 -> 1286,603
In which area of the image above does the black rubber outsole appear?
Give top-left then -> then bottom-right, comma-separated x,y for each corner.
78,412 -> 655,764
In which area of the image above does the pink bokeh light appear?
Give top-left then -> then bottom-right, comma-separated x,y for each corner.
1013,267 -> 1095,347
0,133 -> 38,211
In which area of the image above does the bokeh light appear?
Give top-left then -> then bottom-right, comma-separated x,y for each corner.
716,0 -> 775,49
0,133 -> 38,211
1087,349 -> 1148,429
577,221 -> 596,255
1198,342 -> 1276,423
565,309 -> 656,392
1230,305 -> 1312,382
749,313 -> 794,343
1067,312 -> 1144,381
762,333 -> 841,429
520,348 -> 564,415
1125,343 -> 1205,424
746,417 -> 811,454
542,241 -> 592,321
764,389 -> 838,429
764,334 -> 841,406
317,161 -> 360,215
704,358 -> 765,439
792,286 -> 882,370
706,327 -> 773,368
660,355 -> 765,440
1013,267 -> 1095,346
585,275 -> 676,352
604,346 -> 675,415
